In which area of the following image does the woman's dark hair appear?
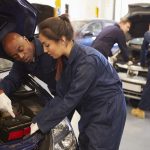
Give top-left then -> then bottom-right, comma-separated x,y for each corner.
38,14 -> 74,41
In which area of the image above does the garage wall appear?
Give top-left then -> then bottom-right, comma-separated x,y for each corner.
61,0 -> 100,20
28,0 -> 100,20
27,0 -> 150,21
64,0 -> 150,21
58,0 -> 114,21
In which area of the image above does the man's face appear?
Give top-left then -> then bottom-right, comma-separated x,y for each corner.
5,36 -> 34,63
120,22 -> 131,33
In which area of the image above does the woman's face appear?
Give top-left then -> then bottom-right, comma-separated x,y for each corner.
39,33 -> 64,59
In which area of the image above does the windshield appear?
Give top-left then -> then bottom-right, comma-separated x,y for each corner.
103,21 -> 115,28
71,20 -> 91,32
0,58 -> 13,72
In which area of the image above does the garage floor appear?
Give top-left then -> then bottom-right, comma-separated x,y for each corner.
71,101 -> 150,150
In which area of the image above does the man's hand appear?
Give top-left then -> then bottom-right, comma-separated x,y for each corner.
0,93 -> 15,118
30,123 -> 39,135
127,60 -> 133,66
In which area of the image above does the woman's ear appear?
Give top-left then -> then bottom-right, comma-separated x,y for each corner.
60,36 -> 66,43
60,36 -> 68,47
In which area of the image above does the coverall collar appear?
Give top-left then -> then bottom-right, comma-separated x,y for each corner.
33,37 -> 44,59
68,42 -> 78,64
115,23 -> 120,29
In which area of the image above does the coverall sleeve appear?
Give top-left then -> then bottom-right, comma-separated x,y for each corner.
117,31 -> 129,62
140,38 -> 149,67
33,57 -> 97,133
0,62 -> 27,95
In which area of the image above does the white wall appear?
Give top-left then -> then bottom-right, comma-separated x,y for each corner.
27,0 -> 55,7
61,0 -> 100,20
27,0 -> 102,20
97,0 -> 114,20
27,0 -> 150,21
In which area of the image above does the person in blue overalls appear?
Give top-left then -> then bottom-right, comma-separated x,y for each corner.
131,24 -> 150,119
30,14 -> 127,150
92,17 -> 131,62
0,33 -> 56,117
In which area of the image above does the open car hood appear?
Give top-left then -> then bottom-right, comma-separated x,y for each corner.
125,3 -> 150,38
31,3 -> 54,25
0,0 -> 38,59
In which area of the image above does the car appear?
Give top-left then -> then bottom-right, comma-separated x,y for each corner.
72,19 -> 120,59
0,0 -> 77,149
72,19 -> 116,46
114,3 -> 150,101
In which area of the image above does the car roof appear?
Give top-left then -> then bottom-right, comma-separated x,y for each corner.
72,19 -> 115,32
72,19 -> 115,23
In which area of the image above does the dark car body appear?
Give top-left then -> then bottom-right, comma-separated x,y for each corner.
115,3 -> 150,100
0,0 -> 77,149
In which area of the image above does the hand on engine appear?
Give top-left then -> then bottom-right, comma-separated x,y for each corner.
127,60 -> 133,66
0,92 -> 15,118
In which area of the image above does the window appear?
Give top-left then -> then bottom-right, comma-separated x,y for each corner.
85,22 -> 102,36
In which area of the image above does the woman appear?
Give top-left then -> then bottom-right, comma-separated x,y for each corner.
30,14 -> 126,150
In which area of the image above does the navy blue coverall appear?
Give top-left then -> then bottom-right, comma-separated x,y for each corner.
92,23 -> 129,62
140,31 -> 150,67
33,43 -> 126,150
0,37 -> 56,95
138,31 -> 150,110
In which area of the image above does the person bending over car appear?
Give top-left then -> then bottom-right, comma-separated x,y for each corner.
131,24 -> 150,119
0,32 -> 57,117
92,17 -> 131,62
30,14 -> 127,150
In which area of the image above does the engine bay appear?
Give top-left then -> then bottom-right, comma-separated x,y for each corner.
0,92 -> 43,142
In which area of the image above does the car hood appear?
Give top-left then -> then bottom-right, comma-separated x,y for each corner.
125,3 -> 150,38
31,3 -> 54,25
0,0 -> 38,59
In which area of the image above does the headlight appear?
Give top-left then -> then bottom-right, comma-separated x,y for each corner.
52,118 -> 77,150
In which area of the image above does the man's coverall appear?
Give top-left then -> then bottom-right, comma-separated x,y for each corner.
0,37 -> 56,95
139,31 -> 150,110
92,24 -> 129,62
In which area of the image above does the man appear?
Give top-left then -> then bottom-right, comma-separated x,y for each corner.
131,24 -> 150,119
92,17 -> 131,62
0,32 -> 56,117
140,24 -> 150,67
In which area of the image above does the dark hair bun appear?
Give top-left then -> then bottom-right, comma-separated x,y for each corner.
59,14 -> 70,23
